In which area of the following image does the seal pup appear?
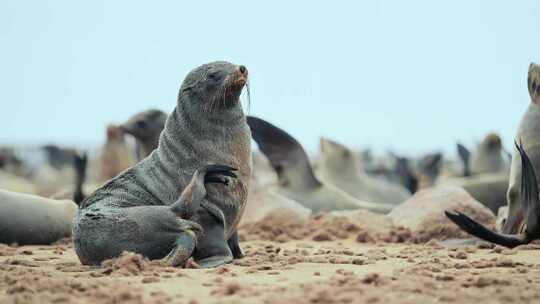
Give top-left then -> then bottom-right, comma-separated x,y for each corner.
0,190 -> 78,245
97,124 -> 135,182
73,61 -> 251,268
317,137 -> 410,204
120,109 -> 167,161
446,63 -> 540,247
246,116 -> 394,214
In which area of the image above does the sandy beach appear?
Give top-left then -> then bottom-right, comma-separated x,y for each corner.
2,217 -> 540,304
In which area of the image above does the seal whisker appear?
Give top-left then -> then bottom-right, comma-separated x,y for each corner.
245,80 -> 251,114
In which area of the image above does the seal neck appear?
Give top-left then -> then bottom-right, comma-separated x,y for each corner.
138,93 -> 247,204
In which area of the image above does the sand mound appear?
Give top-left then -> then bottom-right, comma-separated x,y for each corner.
389,185 -> 496,241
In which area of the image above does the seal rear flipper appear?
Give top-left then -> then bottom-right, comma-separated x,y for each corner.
445,141 -> 540,248
516,141 -> 540,238
163,230 -> 198,267
170,164 -> 237,219
444,211 -> 527,248
73,151 -> 88,205
246,116 -> 321,191
456,143 -> 471,177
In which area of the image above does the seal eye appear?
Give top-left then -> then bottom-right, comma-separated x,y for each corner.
136,120 -> 148,130
207,71 -> 221,81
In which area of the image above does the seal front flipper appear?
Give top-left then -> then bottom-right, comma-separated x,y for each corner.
192,210 -> 234,268
246,116 -> 321,191
170,164 -> 238,219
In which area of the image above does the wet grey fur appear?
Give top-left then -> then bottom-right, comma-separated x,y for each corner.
73,61 -> 252,267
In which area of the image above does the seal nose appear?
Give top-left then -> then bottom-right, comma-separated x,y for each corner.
238,65 -> 247,76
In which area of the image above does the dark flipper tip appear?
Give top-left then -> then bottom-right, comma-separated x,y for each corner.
204,176 -> 230,186
445,210 -> 527,248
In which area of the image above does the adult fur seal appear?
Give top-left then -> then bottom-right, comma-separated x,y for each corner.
121,109 -> 167,161
318,138 -> 410,204
0,190 -> 78,245
446,63 -> 540,247
458,133 -> 510,176
246,116 -> 394,214
73,61 -> 251,268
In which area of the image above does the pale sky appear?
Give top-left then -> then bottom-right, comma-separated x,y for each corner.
1,1 -> 539,156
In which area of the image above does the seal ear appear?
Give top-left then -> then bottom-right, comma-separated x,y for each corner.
528,62 -> 540,104
456,143 -> 471,177
246,116 -> 321,190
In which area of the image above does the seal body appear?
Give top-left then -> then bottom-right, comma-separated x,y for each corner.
73,62 -> 251,267
318,138 -> 410,205
470,133 -> 509,175
442,173 -> 509,214
0,189 -> 77,245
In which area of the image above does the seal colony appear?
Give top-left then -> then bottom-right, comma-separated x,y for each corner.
73,61 -> 252,267
246,116 -> 395,214
318,137 -> 411,204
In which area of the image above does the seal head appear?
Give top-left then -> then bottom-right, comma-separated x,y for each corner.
121,110 -> 167,143
121,109 -> 167,160
181,62 -> 248,112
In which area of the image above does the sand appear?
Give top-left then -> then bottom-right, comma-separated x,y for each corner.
2,214 -> 540,304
